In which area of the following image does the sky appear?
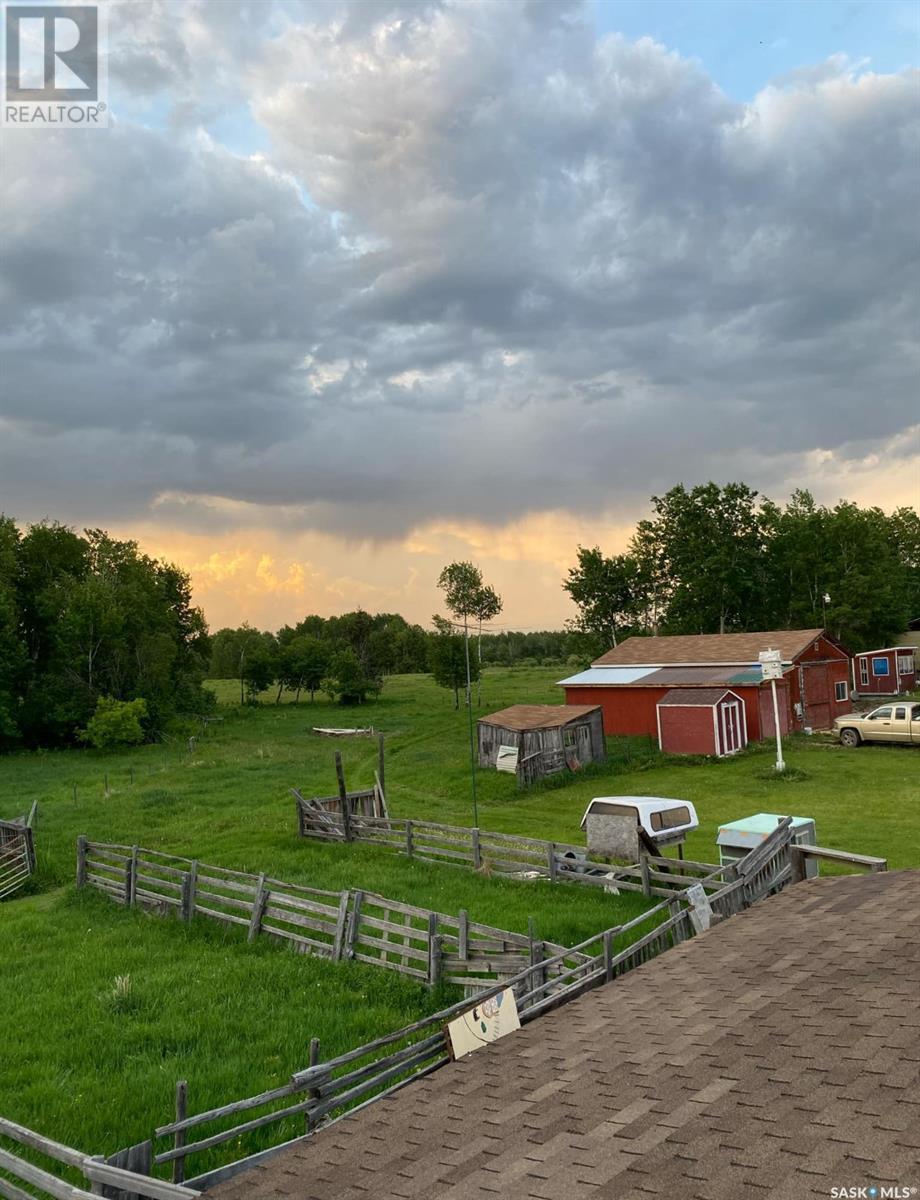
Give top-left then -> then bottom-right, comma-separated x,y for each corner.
1,0 -> 918,633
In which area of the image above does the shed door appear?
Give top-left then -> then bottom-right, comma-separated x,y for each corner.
801,664 -> 831,729
719,700 -> 744,755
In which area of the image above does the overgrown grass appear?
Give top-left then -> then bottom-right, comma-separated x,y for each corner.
1,667 -> 917,1161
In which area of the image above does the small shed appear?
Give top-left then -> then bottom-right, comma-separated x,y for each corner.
656,688 -> 747,757
477,704 -> 606,786
853,646 -> 917,696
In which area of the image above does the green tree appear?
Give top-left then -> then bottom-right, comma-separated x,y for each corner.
322,649 -> 380,705
78,696 -> 147,750
241,643 -> 277,703
278,636 -> 330,702
428,615 -> 480,708
564,547 -> 644,650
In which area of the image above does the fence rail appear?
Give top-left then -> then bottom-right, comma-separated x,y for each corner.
77,839 -> 591,993
294,800 -> 735,899
0,806 -> 37,901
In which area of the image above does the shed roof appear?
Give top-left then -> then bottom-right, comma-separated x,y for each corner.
478,704 -> 600,731
209,869 -> 920,1200
855,645 -> 916,656
593,628 -> 826,667
657,687 -> 741,707
559,665 -> 771,688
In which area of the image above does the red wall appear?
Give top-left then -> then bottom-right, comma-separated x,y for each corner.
658,707 -> 717,756
855,649 -> 916,695
564,682 -> 791,742
784,634 -> 851,729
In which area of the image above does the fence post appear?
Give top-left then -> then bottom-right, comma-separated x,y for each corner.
335,752 -> 352,842
789,846 -> 807,885
296,795 -> 306,838
306,1036 -> 321,1132
181,861 -> 198,922
458,909 -> 469,961
76,835 -> 88,888
345,890 -> 364,959
126,846 -> 138,907
639,854 -> 651,898
377,732 -> 386,803
332,890 -> 350,961
603,929 -> 616,983
427,912 -> 441,987
172,1080 -> 188,1184
88,1154 -> 106,1195
547,842 -> 557,882
248,873 -> 268,942
405,819 -> 414,858
471,827 -> 482,871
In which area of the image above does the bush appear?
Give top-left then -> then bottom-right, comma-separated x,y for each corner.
78,697 -> 147,750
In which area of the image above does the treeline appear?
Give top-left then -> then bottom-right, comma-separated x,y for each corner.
565,485 -> 919,652
0,519 -> 211,749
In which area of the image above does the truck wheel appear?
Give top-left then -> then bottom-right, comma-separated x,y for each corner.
839,728 -> 861,748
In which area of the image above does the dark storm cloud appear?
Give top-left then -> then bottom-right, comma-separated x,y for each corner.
0,0 -> 917,538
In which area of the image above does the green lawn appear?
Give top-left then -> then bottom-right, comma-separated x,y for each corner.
1,667 -> 917,1165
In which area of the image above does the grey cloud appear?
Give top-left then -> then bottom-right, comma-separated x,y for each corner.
1,0 -> 917,540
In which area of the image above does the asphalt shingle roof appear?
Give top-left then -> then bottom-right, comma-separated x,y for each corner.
210,870 -> 920,1200
593,630 -> 827,667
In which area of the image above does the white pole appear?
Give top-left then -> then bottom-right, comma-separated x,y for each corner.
770,677 -> 785,773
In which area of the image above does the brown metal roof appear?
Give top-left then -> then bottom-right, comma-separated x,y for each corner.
657,687 -> 739,706
594,628 -> 826,667
210,869 -> 920,1200
477,704 -> 600,731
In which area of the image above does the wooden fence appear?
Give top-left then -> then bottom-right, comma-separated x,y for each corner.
147,897 -> 686,1190
77,839 -> 589,993
0,1115 -> 199,1200
0,803 -> 37,901
293,800 -> 737,899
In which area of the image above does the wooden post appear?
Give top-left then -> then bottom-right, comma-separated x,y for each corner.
603,929 -> 616,983
345,890 -> 364,959
248,873 -> 268,942
76,835 -> 88,888
335,752 -> 352,842
181,861 -> 198,922
126,846 -> 138,907
789,845 -> 807,885
458,909 -> 469,961
88,1154 -> 106,1195
639,854 -> 651,898
296,795 -> 306,838
547,842 -> 558,882
377,732 -> 386,804
527,916 -> 538,966
405,819 -> 414,858
332,891 -> 350,961
306,1037 -> 321,1132
427,912 -> 441,987
471,827 -> 482,871
172,1080 -> 188,1184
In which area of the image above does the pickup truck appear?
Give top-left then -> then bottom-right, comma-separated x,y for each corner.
834,702 -> 920,747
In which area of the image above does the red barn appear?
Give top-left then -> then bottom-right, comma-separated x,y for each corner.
559,629 -> 851,740
656,688 -> 747,757
853,646 -> 917,696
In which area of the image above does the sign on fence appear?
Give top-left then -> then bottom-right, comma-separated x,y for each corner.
685,883 -> 713,933
447,988 -> 520,1059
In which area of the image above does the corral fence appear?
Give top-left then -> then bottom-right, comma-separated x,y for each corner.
0,802 -> 37,901
76,839 -> 592,993
0,1114 -> 200,1200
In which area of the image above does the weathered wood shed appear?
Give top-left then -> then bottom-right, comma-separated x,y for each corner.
477,704 -> 606,786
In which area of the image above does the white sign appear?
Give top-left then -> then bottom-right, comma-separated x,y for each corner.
447,988 -> 520,1058
495,745 -> 519,773
685,883 -> 712,933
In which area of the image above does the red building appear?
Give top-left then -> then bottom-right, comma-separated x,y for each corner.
559,629 -> 852,741
852,646 -> 917,696
656,688 -> 747,757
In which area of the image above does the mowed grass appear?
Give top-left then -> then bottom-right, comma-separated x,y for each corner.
1,667 -> 918,1163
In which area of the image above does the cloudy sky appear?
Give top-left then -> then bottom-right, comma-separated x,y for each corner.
1,0 -> 918,631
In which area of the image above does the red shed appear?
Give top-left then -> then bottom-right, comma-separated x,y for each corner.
656,689 -> 747,757
853,646 -> 917,696
559,629 -> 851,739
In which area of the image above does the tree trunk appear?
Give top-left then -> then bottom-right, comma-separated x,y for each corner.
276,682 -> 284,704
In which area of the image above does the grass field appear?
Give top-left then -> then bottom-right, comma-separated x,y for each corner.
2,667 -> 918,1166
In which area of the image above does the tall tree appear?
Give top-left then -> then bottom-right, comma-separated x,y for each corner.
428,615 -> 480,708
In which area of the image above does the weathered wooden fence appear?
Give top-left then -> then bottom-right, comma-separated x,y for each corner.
0,803 -> 37,901
147,897 -> 686,1190
77,839 -> 589,993
0,1114 -> 199,1199
293,799 -> 737,899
